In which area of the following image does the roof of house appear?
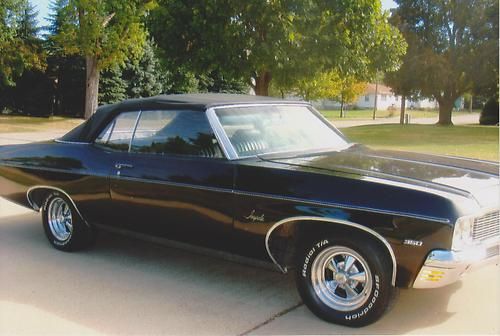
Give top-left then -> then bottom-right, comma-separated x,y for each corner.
364,83 -> 394,95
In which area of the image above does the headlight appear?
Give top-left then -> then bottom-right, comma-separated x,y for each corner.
452,216 -> 475,251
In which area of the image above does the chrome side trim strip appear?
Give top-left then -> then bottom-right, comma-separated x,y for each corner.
442,154 -> 500,166
54,139 -> 91,145
209,102 -> 311,110
111,175 -> 234,194
26,185 -> 91,227
113,174 -> 449,223
233,189 -> 451,224
3,162 -> 450,223
264,216 -> 397,285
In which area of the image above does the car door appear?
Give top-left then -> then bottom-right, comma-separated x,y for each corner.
95,109 -> 236,250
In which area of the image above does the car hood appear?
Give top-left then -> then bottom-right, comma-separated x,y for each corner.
265,146 -> 499,209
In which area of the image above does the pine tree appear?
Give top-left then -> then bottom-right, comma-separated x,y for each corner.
99,66 -> 127,104
44,0 -> 85,116
0,0 -> 45,87
122,39 -> 165,98
198,70 -> 248,94
16,0 -> 39,40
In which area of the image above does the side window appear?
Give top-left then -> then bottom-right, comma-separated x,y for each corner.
95,111 -> 139,151
130,110 -> 223,158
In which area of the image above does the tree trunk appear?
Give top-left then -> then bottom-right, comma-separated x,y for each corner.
84,56 -> 99,120
399,95 -> 406,125
437,98 -> 454,125
340,96 -> 344,118
254,71 -> 272,96
469,95 -> 473,113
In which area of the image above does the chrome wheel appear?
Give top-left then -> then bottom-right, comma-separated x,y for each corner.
311,246 -> 372,311
47,197 -> 73,242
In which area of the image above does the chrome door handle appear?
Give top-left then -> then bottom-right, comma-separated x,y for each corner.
115,163 -> 134,169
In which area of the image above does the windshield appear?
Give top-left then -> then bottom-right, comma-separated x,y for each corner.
214,105 -> 350,158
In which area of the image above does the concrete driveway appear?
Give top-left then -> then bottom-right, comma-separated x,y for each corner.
0,126 -> 499,335
1,204 -> 499,335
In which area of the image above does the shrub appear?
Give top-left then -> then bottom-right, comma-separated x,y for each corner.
480,98 -> 499,125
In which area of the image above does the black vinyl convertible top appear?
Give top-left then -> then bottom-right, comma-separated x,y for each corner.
60,93 -> 306,143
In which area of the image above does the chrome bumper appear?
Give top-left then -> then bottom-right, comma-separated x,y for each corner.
413,240 -> 500,289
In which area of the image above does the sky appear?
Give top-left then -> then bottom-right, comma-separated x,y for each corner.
32,0 -> 51,27
33,0 -> 398,28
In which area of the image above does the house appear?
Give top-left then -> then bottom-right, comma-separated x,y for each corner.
312,83 -> 440,110
355,83 -> 400,110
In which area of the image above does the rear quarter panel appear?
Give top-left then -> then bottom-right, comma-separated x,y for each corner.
0,142 -> 112,223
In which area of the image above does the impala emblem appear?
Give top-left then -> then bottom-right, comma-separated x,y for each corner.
245,210 -> 265,222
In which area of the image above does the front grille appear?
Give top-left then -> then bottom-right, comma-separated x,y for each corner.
472,210 -> 500,242
486,245 -> 499,258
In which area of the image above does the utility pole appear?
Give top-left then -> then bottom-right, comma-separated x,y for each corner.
372,80 -> 378,120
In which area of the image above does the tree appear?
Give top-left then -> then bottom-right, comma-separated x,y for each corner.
278,69 -> 365,117
0,0 -> 45,88
391,0 -> 499,125
99,65 -> 126,104
335,78 -> 367,118
122,39 -> 165,98
162,67 -> 199,94
99,39 -> 166,103
293,71 -> 341,101
44,0 -> 86,117
385,14 -> 422,124
197,70 -> 249,94
52,0 -> 156,119
149,0 -> 406,97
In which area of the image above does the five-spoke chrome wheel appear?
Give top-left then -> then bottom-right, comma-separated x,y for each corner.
47,197 -> 73,242
311,246 -> 372,311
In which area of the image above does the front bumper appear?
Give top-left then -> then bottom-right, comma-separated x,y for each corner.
413,240 -> 500,288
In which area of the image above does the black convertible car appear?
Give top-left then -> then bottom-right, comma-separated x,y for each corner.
0,94 -> 499,326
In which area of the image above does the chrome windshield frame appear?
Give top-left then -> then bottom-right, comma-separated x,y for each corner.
206,102 -> 350,161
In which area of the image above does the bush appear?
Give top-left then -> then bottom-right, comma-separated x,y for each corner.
480,98 -> 499,125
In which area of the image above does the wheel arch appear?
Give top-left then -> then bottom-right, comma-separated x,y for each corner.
265,216 -> 397,286
26,185 -> 90,227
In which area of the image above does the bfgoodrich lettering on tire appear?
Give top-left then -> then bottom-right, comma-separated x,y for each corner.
296,234 -> 394,327
42,191 -> 95,251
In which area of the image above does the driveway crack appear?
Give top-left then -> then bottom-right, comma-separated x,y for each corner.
238,301 -> 303,336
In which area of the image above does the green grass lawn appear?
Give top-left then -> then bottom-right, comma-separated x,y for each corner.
320,109 -> 474,120
342,124 -> 499,162
0,115 -> 84,133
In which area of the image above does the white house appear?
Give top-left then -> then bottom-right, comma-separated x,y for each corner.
355,83 -> 400,110
313,83 -> 440,110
